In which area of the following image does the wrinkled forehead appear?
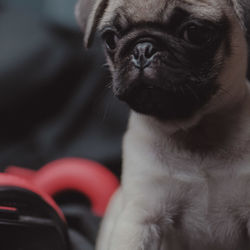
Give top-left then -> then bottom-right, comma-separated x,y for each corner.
100,0 -> 230,28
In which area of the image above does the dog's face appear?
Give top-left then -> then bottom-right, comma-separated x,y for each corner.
77,0 -> 249,122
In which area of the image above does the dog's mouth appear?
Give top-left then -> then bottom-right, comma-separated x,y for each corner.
116,85 -> 197,120
115,78 -> 218,120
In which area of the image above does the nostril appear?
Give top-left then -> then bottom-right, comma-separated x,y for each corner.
145,43 -> 157,59
133,47 -> 140,60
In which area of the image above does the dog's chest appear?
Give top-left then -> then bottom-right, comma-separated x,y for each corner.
123,118 -> 250,249
164,174 -> 250,250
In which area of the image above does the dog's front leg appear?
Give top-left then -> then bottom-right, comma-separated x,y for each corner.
108,199 -> 169,250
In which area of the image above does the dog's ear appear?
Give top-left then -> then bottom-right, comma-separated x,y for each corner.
75,0 -> 109,48
233,0 -> 250,79
239,0 -> 250,79
240,0 -> 250,39
230,0 -> 250,31
75,0 -> 95,32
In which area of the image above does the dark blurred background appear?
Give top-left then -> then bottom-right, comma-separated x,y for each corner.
0,0 -> 129,176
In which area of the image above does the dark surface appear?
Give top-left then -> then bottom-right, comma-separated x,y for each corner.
0,187 -> 69,250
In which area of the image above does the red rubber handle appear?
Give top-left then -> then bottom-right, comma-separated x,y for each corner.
0,174 -> 65,221
6,158 -> 119,216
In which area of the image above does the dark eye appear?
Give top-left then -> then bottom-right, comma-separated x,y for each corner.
182,24 -> 214,45
102,30 -> 119,50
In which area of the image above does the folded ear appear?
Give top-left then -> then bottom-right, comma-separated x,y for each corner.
75,0 -> 109,48
75,0 -> 95,32
230,0 -> 250,31
240,0 -> 250,38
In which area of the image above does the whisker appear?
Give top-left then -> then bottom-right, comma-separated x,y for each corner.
102,63 -> 109,68
105,81 -> 113,88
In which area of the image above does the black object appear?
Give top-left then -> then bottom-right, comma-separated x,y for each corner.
0,183 -> 100,250
0,187 -> 69,250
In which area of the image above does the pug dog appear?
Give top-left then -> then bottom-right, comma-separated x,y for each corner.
76,0 -> 250,249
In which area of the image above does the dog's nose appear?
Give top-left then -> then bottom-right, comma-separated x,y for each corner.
132,42 -> 157,69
